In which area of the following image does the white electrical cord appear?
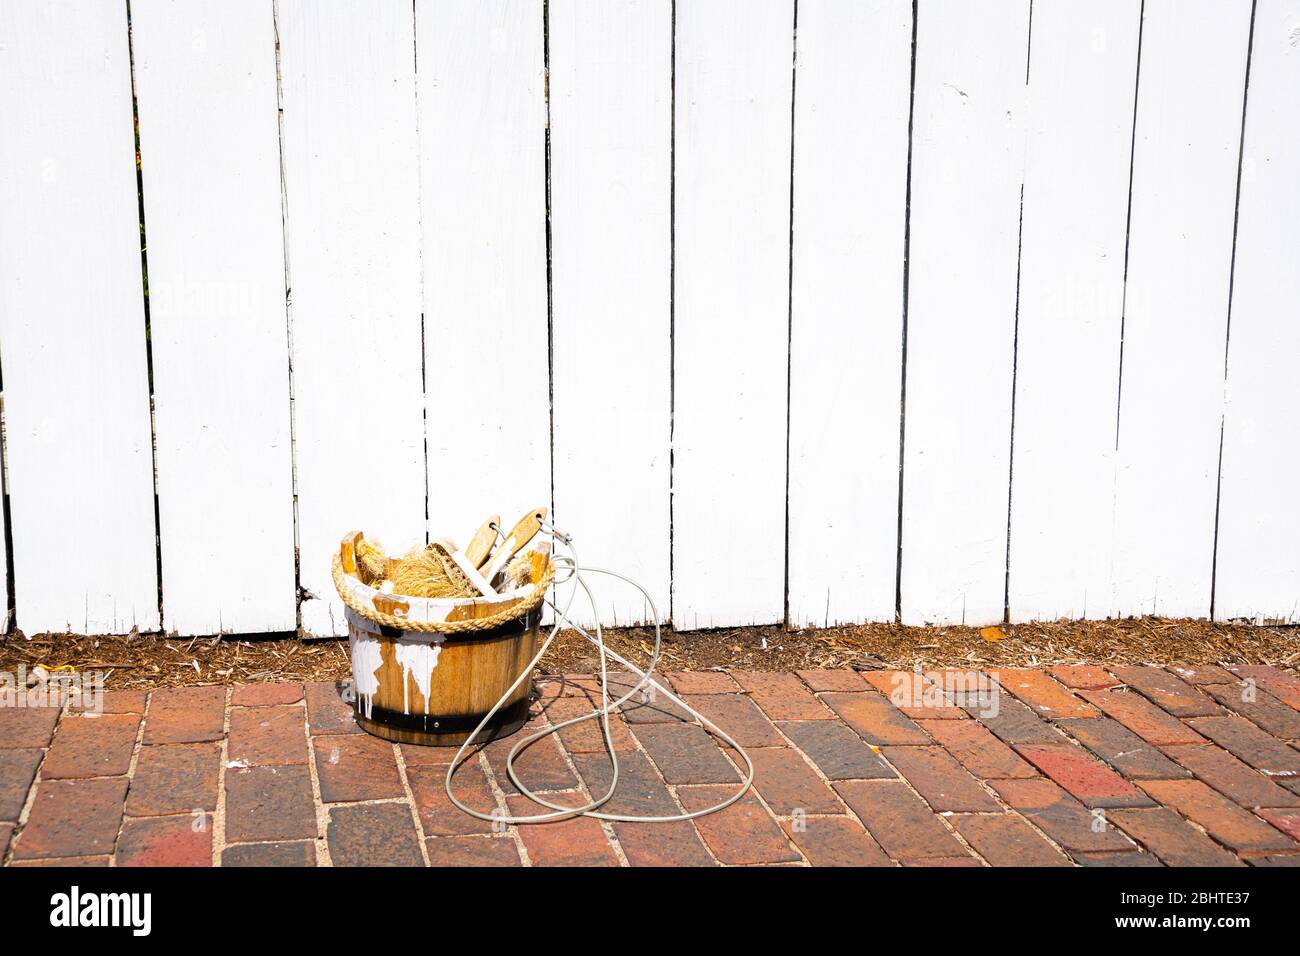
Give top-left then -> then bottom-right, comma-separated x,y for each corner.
443,523 -> 754,825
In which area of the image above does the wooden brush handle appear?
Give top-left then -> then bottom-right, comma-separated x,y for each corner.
465,515 -> 500,569
481,507 -> 547,583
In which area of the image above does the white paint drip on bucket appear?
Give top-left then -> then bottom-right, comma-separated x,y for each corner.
393,637 -> 444,716
349,628 -> 383,720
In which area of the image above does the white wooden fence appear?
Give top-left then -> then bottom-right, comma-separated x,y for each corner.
0,0 -> 1295,638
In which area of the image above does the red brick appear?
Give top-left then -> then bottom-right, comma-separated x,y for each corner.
631,723 -> 739,785
1056,717 -> 1190,781
1185,715 -> 1300,776
408,759 -> 498,835
1080,689 -> 1205,745
614,819 -> 716,866
1050,665 -> 1120,690
9,854 -> 112,867
118,813 -> 212,867
1229,665 -> 1300,710
314,733 -> 404,802
40,713 -> 139,779
1014,743 -> 1154,809
126,742 -> 220,816
484,725 -> 580,794
821,691 -> 930,745
744,747 -> 842,815
1137,779 -> 1296,852
968,695 -> 1066,745
861,671 -> 967,718
1109,806 -> 1242,866
143,686 -> 225,744
230,682 -> 304,707
305,681 -> 362,736
222,841 -> 316,867
677,784 -> 800,865
1250,853 -> 1300,867
833,779 -> 969,861
0,748 -> 42,820
777,720 -> 896,780
0,823 -> 11,859
1168,664 -> 1238,686
683,693 -> 783,747
781,815 -> 891,866
915,718 -> 1037,780
902,856 -> 983,867
73,689 -> 148,714
1073,849 -> 1164,867
1202,683 -> 1300,739
882,746 -> 1001,812
988,777 -> 1133,852
228,705 -> 308,767
995,669 -> 1098,719
327,803 -> 424,866
0,706 -> 60,748
224,765 -> 317,843
1163,744 -> 1300,809
666,671 -> 741,695
1111,666 -> 1223,718
733,672 -> 831,720
571,749 -> 680,818
398,742 -> 461,767
952,813 -> 1071,866
796,669 -> 870,693
599,674 -> 693,724
425,834 -> 521,867
13,777 -> 127,860
541,695 -> 636,753
505,794 -> 620,866
1256,807 -> 1300,843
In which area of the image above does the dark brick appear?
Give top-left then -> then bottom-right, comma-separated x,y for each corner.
409,760 -> 499,835
734,672 -> 831,720
1249,854 -> 1300,867
822,691 -> 930,745
484,725 -> 580,794
1203,683 -> 1300,739
1163,744 -> 1300,809
228,705 -> 308,767
902,856 -> 983,867
305,681 -> 362,736
314,733 -> 404,802
0,748 -> 42,820
571,749 -> 679,818
541,695 -> 636,753
631,723 -> 738,785
796,669 -> 870,693
118,814 -> 212,867
952,813 -> 1071,866
1056,716 -> 1190,780
1073,850 -> 1164,867
967,694 -> 1066,745
0,823 -> 10,859
1080,689 -> 1205,746
327,803 -> 424,866
600,674 -> 692,724
505,794 -> 620,865
988,777 -> 1133,852
743,747 -> 842,815
614,819 -> 716,866
683,693 -> 784,747
224,765 -> 316,843
916,718 -> 1038,779
882,746 -> 1001,812
833,779 -> 969,861
425,834 -> 521,867
1185,715 -> 1300,776
126,742 -> 220,816
230,683 -> 304,707
1168,664 -> 1238,686
781,815 -> 891,866
1050,665 -> 1120,690
777,720 -> 895,780
0,706 -> 60,749
143,686 -> 225,744
1137,779 -> 1296,852
666,671 -> 741,695
1229,665 -> 1300,710
222,841 -> 316,867
1013,743 -> 1154,809
1108,806 -> 1243,866
677,784 -> 800,865
9,854 -> 113,867
1111,666 -> 1223,718
13,777 -> 127,860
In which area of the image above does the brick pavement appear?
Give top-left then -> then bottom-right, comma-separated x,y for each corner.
2,665 -> 1298,866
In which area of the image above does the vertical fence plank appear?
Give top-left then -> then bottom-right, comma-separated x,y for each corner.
132,0 -> 295,636
1215,0 -> 1299,623
673,0 -> 793,629
900,0 -> 1030,625
786,0 -> 912,627
417,0 -> 549,537
1112,0 -> 1253,618
550,0 -> 671,625
280,0 -> 425,636
0,1 -> 159,634
1008,0 -> 1141,621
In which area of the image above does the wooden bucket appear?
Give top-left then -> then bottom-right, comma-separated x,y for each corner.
334,534 -> 550,746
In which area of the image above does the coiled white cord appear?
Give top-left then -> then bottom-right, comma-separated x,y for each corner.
443,522 -> 754,825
